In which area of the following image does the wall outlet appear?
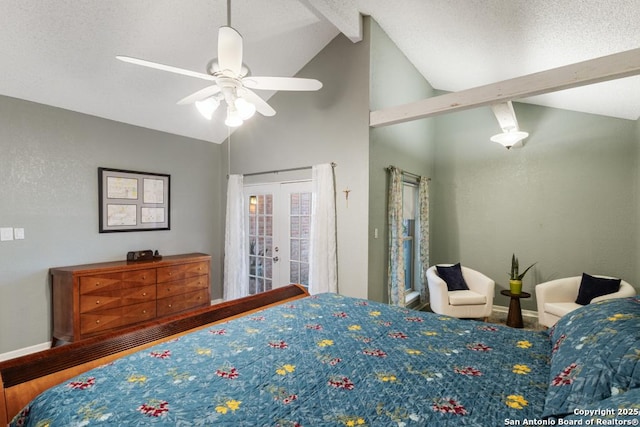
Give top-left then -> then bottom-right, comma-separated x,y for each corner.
0,227 -> 14,241
14,228 -> 25,240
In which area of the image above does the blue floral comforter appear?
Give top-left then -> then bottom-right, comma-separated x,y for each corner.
544,296 -> 640,420
12,293 -> 552,426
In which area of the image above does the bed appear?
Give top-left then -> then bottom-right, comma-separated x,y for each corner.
1,285 -> 638,426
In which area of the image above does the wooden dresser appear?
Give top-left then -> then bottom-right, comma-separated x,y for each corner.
50,253 -> 211,344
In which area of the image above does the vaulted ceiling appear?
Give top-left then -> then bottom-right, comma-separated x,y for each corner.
1,0 -> 638,144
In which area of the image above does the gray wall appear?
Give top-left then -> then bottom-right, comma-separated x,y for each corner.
225,28 -> 371,298
637,117 -> 640,284
0,96 -> 223,354
368,19 -> 436,303
431,102 -> 639,310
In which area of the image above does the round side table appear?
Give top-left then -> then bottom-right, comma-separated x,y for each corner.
500,290 -> 531,328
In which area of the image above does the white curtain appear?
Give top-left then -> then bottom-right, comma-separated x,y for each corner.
309,163 -> 338,295
223,174 -> 248,300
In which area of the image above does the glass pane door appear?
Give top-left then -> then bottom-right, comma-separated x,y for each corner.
245,181 -> 312,294
287,187 -> 311,288
247,191 -> 274,294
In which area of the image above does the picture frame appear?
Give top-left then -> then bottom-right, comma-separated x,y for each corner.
98,167 -> 170,233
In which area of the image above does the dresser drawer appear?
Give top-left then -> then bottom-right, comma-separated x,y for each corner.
80,301 -> 157,336
156,275 -> 209,299
80,306 -> 123,335
122,269 -> 156,287
79,273 -> 122,294
121,284 -> 156,306
121,301 -> 156,326
156,289 -> 209,317
156,261 -> 209,283
80,292 -> 121,314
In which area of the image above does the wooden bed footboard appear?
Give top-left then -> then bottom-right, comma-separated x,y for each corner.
0,285 -> 309,425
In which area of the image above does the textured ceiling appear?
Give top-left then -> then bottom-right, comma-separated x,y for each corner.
1,0 -> 638,144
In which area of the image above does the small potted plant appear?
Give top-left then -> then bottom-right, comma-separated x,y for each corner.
509,254 -> 536,295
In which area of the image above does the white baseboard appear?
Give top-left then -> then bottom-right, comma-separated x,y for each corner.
0,341 -> 51,362
493,304 -> 538,319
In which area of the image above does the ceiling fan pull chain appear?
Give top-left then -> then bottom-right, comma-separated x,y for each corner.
227,0 -> 231,27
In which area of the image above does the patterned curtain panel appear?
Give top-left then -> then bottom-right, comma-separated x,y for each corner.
387,167 -> 406,306
417,176 -> 430,304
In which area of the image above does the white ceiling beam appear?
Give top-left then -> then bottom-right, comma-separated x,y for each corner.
370,47 -> 640,128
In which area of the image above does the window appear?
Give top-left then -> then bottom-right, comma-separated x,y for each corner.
402,182 -> 419,303
403,218 -> 415,291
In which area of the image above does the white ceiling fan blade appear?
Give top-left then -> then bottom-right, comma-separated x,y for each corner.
243,76 -> 322,91
177,85 -> 222,105
116,56 -> 215,81
241,89 -> 276,117
217,26 -> 243,76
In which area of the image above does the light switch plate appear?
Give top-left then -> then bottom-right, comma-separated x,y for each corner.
14,228 -> 25,240
0,227 -> 14,241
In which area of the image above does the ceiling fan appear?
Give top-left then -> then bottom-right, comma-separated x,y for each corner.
116,0 -> 322,127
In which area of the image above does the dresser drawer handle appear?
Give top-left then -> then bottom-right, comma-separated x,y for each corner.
142,292 -> 147,296
168,272 -> 172,276
96,300 -> 100,304
142,275 -> 146,279
166,288 -> 171,292
96,320 -> 100,324
142,310 -> 147,314
95,282 -> 100,286
168,304 -> 172,308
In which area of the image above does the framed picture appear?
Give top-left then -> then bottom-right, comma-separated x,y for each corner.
98,167 -> 170,233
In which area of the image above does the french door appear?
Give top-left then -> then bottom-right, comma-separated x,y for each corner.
245,181 -> 312,294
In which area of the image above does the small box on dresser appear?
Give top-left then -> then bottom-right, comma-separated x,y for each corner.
50,253 -> 211,345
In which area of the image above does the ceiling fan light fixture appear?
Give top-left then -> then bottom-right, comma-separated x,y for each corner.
225,107 -> 244,127
195,97 -> 220,120
234,96 -> 256,120
116,0 -> 322,132
490,129 -> 529,149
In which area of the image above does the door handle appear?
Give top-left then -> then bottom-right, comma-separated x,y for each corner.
273,256 -> 279,262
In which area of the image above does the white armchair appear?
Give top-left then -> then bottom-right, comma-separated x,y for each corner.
426,265 -> 495,320
536,276 -> 636,328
